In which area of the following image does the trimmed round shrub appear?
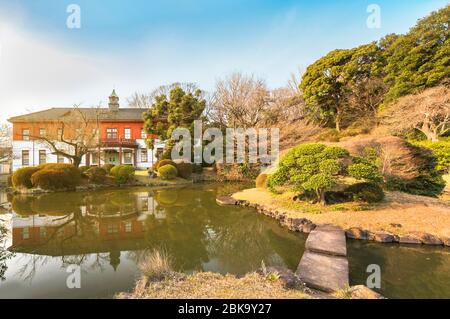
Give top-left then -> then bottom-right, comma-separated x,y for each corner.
267,143 -> 349,197
158,164 -> 178,180
78,166 -> 90,173
110,165 -> 135,184
12,167 -> 41,189
37,163 -> 75,170
85,167 -> 108,184
255,173 -> 268,188
154,159 -> 177,171
176,162 -> 193,179
102,164 -> 115,174
30,165 -> 82,190
348,163 -> 382,183
345,182 -> 384,203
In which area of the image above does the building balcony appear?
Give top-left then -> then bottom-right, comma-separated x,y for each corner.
100,138 -> 139,149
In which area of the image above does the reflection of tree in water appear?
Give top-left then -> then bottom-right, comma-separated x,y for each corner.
1,223 -> 14,281
7,190 -> 149,281
6,184 -> 306,282
140,188 -> 211,272
348,241 -> 450,298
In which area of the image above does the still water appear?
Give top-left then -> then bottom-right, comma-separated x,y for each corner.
348,240 -> 450,299
0,184 -> 449,299
0,184 -> 307,298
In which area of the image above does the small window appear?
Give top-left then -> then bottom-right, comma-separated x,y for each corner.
106,128 -> 117,139
141,129 -> 147,139
141,149 -> 148,162
124,222 -> 132,233
57,154 -> 65,163
22,227 -> 30,240
92,152 -> 99,165
39,128 -> 46,137
39,227 -> 47,238
107,224 -> 119,234
123,151 -> 132,164
39,150 -> 46,165
124,128 -> 131,140
22,129 -> 30,141
22,150 -> 30,166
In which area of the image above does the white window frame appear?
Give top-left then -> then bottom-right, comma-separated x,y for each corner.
124,128 -> 131,140
123,151 -> 133,164
39,150 -> 46,165
22,129 -> 30,141
141,149 -> 148,162
22,150 -> 30,166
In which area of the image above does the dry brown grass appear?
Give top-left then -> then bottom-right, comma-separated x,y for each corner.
138,249 -> 174,281
233,188 -> 450,237
118,272 -> 311,299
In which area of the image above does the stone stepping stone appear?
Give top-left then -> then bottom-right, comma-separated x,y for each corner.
216,196 -> 237,206
305,225 -> 347,257
296,251 -> 349,293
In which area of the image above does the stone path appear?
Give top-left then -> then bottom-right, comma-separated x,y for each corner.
297,225 -> 349,292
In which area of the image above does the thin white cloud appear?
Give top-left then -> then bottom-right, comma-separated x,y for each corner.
0,16 -> 117,123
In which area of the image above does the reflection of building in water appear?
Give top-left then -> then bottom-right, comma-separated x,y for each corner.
8,191 -> 165,270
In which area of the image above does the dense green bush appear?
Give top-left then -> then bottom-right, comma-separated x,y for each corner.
31,165 -> 81,190
267,143 -> 351,202
412,139 -> 450,173
348,163 -> 383,183
37,163 -> 74,170
110,165 -> 135,184
175,162 -> 193,179
344,182 -> 384,203
158,164 -> 178,180
85,167 -> 108,184
154,159 -> 177,171
386,175 -> 445,198
78,166 -> 91,173
102,164 -> 115,174
12,167 -> 41,189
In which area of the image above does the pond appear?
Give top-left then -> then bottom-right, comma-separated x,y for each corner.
0,184 -> 307,298
348,240 -> 450,299
0,184 -> 449,299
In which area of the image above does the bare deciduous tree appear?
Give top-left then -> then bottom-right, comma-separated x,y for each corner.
34,105 -> 106,167
0,124 -> 12,161
209,72 -> 269,129
382,85 -> 450,142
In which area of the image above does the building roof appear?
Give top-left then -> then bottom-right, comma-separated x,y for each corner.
110,89 -> 119,98
7,107 -> 149,123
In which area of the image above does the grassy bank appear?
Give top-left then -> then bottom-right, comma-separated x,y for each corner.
118,272 -> 311,299
116,249 -> 311,299
232,188 -> 450,238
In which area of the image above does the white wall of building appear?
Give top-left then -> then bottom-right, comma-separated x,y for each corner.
12,139 -> 166,171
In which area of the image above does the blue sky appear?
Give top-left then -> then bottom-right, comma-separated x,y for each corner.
0,0 -> 448,122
